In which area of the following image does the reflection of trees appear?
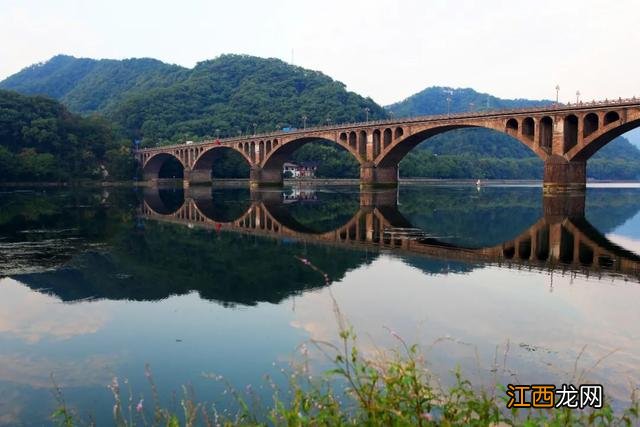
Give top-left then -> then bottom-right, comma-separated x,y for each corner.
17,224 -> 373,306
7,186 -> 640,306
269,192 -> 360,234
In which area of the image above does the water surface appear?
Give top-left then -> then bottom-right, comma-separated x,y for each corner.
1,185 -> 639,424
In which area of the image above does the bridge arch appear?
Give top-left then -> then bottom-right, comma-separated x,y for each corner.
375,123 -> 545,168
522,117 -> 535,140
260,135 -> 363,174
567,116 -> 640,161
563,114 -> 579,152
190,146 -> 252,184
584,113 -> 599,137
143,152 -> 185,180
142,187 -> 185,215
192,189 -> 253,224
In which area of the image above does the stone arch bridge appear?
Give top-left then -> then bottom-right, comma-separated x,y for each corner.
140,189 -> 640,281
135,98 -> 640,191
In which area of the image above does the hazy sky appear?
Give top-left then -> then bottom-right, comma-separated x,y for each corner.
1,0 -> 639,105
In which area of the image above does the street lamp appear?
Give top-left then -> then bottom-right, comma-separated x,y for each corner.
555,85 -> 560,105
215,128 -> 220,139
445,89 -> 453,117
576,90 -> 581,104
302,115 -> 307,129
364,107 -> 370,122
326,116 -> 331,126
253,123 -> 257,136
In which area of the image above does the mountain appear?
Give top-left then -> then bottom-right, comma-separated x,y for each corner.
385,86 -> 640,165
0,54 -> 185,114
0,90 -> 132,182
625,128 -> 640,149
386,86 -> 552,117
2,56 -> 640,180
0,54 -> 386,146
108,55 -> 386,144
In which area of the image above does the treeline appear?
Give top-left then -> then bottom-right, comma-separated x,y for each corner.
2,55 -> 640,181
0,90 -> 133,182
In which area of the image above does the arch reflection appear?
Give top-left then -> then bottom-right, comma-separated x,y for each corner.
142,189 -> 640,281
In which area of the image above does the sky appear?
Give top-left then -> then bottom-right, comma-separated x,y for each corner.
1,0 -> 639,106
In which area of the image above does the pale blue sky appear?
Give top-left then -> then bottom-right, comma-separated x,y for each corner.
1,0 -> 639,105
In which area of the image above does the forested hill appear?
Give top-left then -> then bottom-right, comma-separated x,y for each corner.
0,55 -> 186,114
2,55 -> 640,180
386,86 -> 552,117
109,55 -> 386,145
0,54 -> 386,145
0,90 -> 132,182
385,86 -> 640,166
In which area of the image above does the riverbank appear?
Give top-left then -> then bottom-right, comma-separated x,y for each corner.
4,178 -> 640,189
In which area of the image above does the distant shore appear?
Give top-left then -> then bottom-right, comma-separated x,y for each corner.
4,178 -> 640,189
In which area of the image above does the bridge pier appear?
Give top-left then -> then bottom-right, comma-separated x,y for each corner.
360,189 -> 398,207
543,192 -> 585,221
543,156 -> 586,193
186,169 -> 212,186
250,167 -> 283,188
360,163 -> 398,188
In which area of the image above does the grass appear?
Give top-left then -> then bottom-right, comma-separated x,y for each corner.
51,257 -> 640,426
51,324 -> 639,426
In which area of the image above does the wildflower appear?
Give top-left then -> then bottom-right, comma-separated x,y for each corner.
421,412 -> 433,421
136,399 -> 144,413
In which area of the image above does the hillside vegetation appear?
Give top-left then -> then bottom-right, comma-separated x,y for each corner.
0,90 -> 132,181
0,55 -> 186,114
2,56 -> 640,180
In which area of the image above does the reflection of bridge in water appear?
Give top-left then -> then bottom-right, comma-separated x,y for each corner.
141,188 -> 640,281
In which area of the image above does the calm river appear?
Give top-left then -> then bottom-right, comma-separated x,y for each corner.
1,184 -> 639,424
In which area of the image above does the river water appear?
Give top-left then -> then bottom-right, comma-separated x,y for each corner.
0,184 -> 639,424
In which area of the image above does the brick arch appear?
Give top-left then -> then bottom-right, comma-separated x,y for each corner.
375,122 -> 547,168
142,186 -> 185,216
192,145 -> 253,173
260,135 -> 363,172
192,194 -> 253,224
565,112 -> 640,161
142,152 -> 185,180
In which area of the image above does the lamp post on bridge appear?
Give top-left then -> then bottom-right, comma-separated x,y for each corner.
253,123 -> 257,136
576,90 -> 581,104
364,107 -> 370,122
445,89 -> 453,117
555,85 -> 560,105
302,115 -> 307,129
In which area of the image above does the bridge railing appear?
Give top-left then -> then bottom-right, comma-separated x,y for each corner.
136,96 -> 640,152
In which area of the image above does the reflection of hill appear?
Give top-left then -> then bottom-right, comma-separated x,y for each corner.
397,187 -> 542,248
282,192 -> 360,233
397,187 -> 640,249
585,188 -> 640,232
7,186 -> 640,306
398,256 -> 477,276
16,222 -> 374,306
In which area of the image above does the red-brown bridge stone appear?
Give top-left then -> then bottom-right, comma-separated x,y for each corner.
135,98 -> 640,192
